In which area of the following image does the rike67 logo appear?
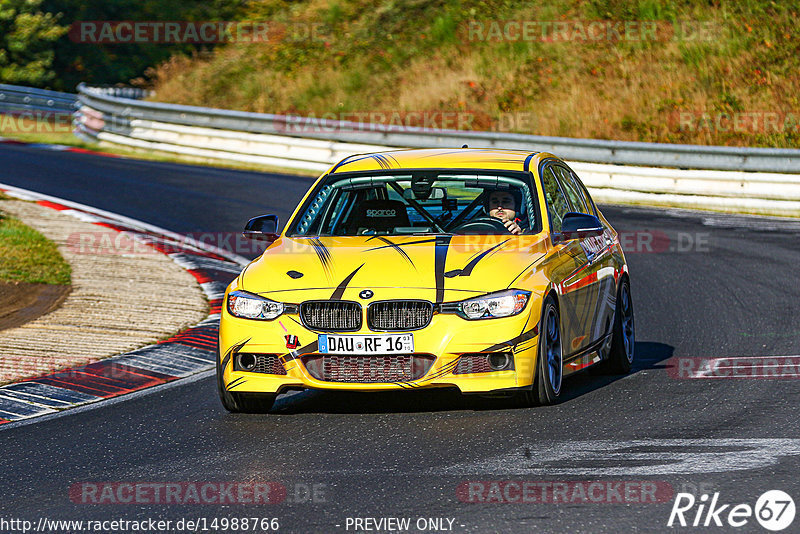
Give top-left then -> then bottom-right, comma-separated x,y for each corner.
668,490 -> 795,531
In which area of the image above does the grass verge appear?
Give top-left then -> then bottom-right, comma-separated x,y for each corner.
0,206 -> 72,285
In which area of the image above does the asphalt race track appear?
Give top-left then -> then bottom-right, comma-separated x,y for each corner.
1,143 -> 799,533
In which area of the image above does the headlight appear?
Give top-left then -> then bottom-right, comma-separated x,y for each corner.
456,290 -> 530,320
227,290 -> 284,320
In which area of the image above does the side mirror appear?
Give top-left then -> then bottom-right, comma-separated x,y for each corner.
560,212 -> 604,240
243,214 -> 280,243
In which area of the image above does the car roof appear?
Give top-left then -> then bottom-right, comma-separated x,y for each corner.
329,148 -> 552,174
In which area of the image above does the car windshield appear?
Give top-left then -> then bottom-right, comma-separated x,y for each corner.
287,172 -> 538,236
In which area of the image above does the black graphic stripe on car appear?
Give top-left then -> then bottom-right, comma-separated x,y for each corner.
330,264 -> 365,300
457,239 -> 511,277
308,237 -> 333,277
434,235 -> 453,304
401,359 -> 462,387
222,338 -> 250,382
279,340 -> 319,363
366,237 -> 415,268
480,327 -> 539,353
523,152 -> 537,172
366,237 -> 438,248
226,377 -> 246,390
506,255 -> 547,288
371,154 -> 391,169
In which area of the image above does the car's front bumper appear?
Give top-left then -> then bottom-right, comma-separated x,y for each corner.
219,302 -> 542,395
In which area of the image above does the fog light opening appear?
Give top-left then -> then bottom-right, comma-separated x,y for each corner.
487,352 -> 512,371
237,352 -> 257,371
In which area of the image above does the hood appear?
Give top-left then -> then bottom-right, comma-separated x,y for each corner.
240,234 -> 548,303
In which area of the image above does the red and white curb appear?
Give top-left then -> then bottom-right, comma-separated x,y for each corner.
0,183 -> 248,426
0,135 -> 121,159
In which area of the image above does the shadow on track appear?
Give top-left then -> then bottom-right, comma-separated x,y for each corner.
258,341 -> 674,415
557,341 -> 674,404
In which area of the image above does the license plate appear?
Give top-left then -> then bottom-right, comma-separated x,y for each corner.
318,333 -> 414,355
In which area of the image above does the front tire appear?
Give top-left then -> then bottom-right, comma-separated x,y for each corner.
596,277 -> 635,374
516,296 -> 563,407
216,348 -> 276,413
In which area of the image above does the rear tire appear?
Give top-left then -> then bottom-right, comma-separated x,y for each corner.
216,347 -> 276,413
516,296 -> 563,407
595,277 -> 635,375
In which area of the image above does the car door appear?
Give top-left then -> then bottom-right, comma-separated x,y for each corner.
566,166 -> 619,343
556,164 -> 617,346
539,162 -> 594,357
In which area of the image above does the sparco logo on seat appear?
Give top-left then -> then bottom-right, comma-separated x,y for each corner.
366,209 -> 396,217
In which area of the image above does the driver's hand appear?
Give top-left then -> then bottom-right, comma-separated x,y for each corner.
503,218 -> 522,235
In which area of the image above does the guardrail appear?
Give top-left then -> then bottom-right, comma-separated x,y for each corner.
69,83 -> 800,216
0,83 -> 78,115
76,83 -> 800,174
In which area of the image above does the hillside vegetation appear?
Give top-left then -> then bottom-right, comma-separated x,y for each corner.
147,0 -> 799,148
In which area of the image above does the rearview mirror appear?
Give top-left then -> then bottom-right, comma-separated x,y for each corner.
560,212 -> 604,240
243,214 -> 280,243
404,186 -> 446,200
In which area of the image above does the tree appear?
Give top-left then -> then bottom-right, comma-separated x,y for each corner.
0,0 -> 67,86
41,0 -> 249,91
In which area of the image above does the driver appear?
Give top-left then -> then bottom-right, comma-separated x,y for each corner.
485,189 -> 524,235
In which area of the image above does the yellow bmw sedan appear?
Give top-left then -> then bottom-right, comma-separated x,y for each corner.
217,148 -> 634,412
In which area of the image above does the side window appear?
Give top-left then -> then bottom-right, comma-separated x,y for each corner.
570,170 -> 597,215
540,166 -> 570,233
554,166 -> 590,215
322,190 -> 353,235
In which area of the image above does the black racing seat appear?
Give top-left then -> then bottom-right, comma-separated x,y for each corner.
347,199 -> 410,234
